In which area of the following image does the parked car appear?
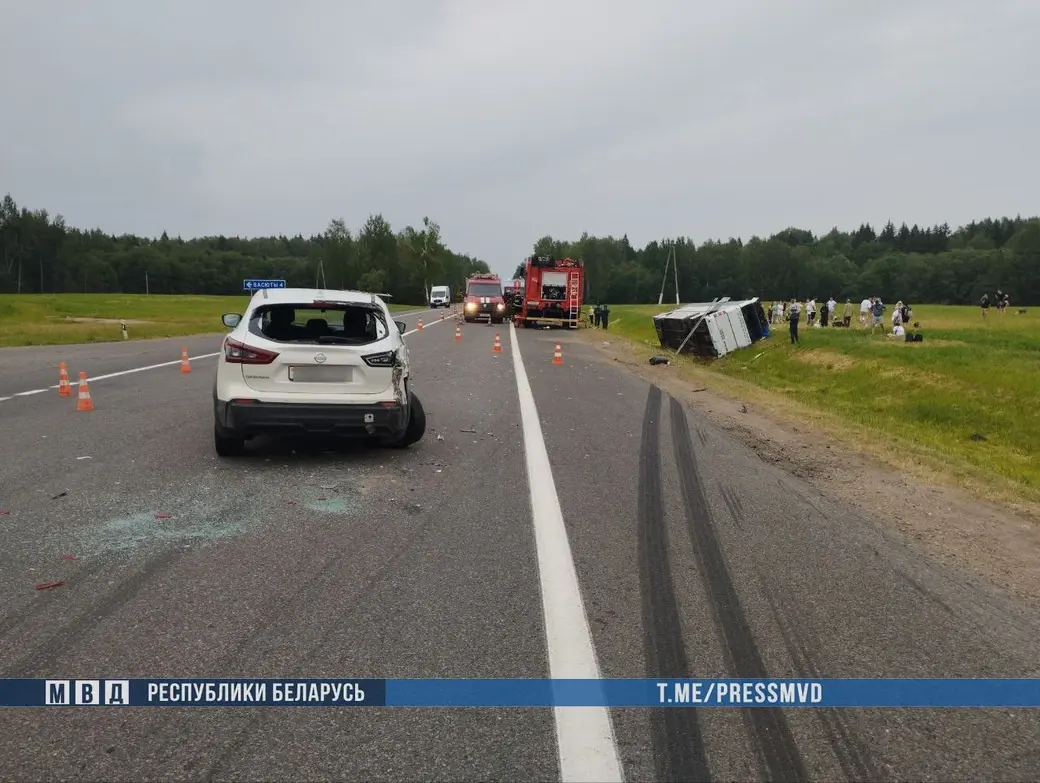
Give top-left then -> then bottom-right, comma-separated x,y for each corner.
213,287 -> 426,456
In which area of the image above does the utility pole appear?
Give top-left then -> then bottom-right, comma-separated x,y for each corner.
316,257 -> 327,289
658,245 -> 680,305
145,270 -> 149,295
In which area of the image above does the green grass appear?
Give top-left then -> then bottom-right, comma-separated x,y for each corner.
0,294 -> 422,347
606,303 -> 1040,505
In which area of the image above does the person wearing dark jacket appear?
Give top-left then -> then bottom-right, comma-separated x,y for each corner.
788,301 -> 801,344
600,304 -> 611,330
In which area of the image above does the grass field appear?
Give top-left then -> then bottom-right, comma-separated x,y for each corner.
604,303 -> 1040,506
0,294 -> 422,347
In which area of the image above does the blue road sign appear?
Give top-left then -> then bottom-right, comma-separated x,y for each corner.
243,279 -> 287,291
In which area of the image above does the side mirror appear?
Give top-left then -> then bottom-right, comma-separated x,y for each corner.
222,313 -> 241,328
395,320 -> 407,334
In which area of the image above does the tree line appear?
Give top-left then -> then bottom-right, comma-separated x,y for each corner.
3,192 -> 1038,306
0,194 -> 490,304
517,217 -> 1040,306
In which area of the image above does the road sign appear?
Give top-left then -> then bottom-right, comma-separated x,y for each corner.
243,279 -> 287,291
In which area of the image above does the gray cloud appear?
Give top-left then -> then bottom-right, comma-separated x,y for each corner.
2,0 -> 1037,276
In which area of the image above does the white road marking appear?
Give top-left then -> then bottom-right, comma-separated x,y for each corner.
0,311 -> 443,403
508,324 -> 624,783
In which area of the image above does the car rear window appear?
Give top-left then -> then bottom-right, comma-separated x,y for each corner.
248,303 -> 389,345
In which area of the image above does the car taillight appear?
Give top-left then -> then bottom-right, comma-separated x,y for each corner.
224,338 -> 278,364
362,350 -> 395,367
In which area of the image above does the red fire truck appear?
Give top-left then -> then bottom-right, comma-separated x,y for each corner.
514,256 -> 584,329
462,272 -> 507,324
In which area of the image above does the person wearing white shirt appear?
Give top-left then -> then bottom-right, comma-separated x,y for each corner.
859,297 -> 871,327
826,298 -> 837,326
888,324 -> 906,338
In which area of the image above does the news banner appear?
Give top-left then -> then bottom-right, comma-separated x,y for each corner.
2,679 -> 1040,707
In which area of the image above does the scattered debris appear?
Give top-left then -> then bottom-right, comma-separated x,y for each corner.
460,428 -> 476,433
648,355 -> 670,366
61,554 -> 78,561
0,510 -> 9,516
692,387 -> 708,393
51,491 -> 68,500
35,581 -> 64,591
76,456 -> 92,460
286,500 -> 297,505
154,513 -> 172,519
740,404 -> 748,413
436,434 -> 444,441
970,433 -> 987,442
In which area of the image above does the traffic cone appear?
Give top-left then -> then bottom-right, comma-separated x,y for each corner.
552,343 -> 563,365
455,325 -> 462,342
58,362 -> 71,397
440,311 -> 444,321
76,372 -> 94,411
493,333 -> 502,353
417,318 -> 423,331
180,347 -> 191,374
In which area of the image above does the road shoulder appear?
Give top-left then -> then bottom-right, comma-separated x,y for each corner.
577,328 -> 1040,609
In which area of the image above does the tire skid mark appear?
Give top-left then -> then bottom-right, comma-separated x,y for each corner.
3,549 -> 186,677
637,385 -> 711,783
199,519 -> 439,783
762,591 -> 884,782
718,485 -> 745,529
669,395 -> 807,783
0,558 -> 112,639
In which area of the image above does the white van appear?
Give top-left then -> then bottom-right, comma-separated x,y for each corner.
429,285 -> 450,308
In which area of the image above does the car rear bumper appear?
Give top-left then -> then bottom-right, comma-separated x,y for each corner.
215,398 -> 407,437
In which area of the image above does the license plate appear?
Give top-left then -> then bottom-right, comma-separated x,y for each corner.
288,365 -> 352,383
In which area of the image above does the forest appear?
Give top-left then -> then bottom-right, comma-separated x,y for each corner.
2,193 -> 1037,305
518,218 -> 1040,306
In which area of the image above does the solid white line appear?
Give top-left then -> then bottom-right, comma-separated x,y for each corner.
403,314 -> 448,337
14,389 -> 46,397
508,324 -> 624,783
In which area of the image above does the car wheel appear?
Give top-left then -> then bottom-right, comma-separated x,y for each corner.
214,423 -> 246,457
390,392 -> 426,448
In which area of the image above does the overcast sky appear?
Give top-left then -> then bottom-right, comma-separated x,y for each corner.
2,0 -> 1038,276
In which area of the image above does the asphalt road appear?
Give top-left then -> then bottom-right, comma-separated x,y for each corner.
1,309 -> 1039,782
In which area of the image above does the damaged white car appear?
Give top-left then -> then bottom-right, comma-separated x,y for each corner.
212,288 -> 426,456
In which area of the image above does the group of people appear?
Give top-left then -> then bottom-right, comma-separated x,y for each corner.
587,303 -> 611,329
769,297 -> 854,329
770,296 -> 920,344
980,290 -> 1012,317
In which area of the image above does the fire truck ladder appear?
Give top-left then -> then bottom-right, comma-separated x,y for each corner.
567,270 -> 581,328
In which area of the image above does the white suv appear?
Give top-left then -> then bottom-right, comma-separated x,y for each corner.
213,288 -> 426,456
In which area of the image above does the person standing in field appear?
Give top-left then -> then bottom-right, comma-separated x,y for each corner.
826,296 -> 837,326
870,297 -> 885,333
860,296 -> 871,327
806,298 -> 817,327
980,293 -> 990,319
843,299 -> 853,327
788,300 -> 801,344
820,299 -> 830,327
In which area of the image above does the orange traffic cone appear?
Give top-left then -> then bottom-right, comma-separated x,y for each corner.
455,325 -> 462,342
76,372 -> 94,411
417,318 -> 423,331
180,347 -> 191,374
58,362 -> 71,397
440,311 -> 444,321
552,343 -> 563,365
492,332 -> 503,353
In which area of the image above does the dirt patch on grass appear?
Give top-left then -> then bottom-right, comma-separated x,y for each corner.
792,350 -> 857,371
580,329 -> 1040,607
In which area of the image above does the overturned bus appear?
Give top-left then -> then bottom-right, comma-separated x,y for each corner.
653,298 -> 770,358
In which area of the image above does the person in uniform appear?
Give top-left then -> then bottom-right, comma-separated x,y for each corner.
600,304 -> 611,330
